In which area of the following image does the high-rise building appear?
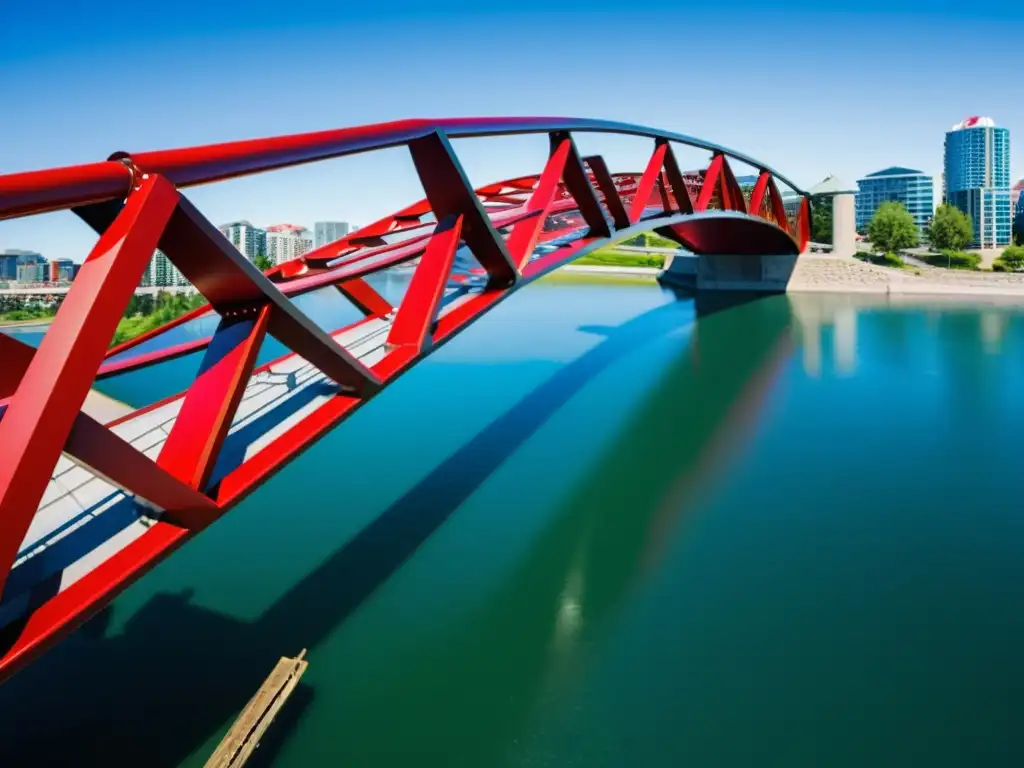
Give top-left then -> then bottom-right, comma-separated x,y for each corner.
855,167 -> 934,234
1,249 -> 44,281
11,251 -> 47,283
145,250 -> 189,287
266,224 -> 313,265
219,220 -> 267,261
1013,180 -> 1024,244
943,116 -> 1012,248
48,258 -> 76,283
314,221 -> 351,248
1011,179 -> 1024,222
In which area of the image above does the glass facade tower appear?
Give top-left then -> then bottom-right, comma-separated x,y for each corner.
855,167 -> 934,233
943,116 -> 1011,248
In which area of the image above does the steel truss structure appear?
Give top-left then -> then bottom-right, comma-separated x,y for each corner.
0,117 -> 811,683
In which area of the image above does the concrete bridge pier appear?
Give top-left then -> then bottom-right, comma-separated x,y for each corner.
658,251 -> 799,292
809,173 -> 858,258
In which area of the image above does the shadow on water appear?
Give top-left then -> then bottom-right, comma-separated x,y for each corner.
0,287 -> 794,766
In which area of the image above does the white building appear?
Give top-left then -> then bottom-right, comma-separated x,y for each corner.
266,224 -> 314,265
143,250 -> 189,288
313,221 -> 351,248
219,220 -> 267,261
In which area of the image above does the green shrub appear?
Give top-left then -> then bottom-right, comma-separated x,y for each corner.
993,262 -> 1008,272
1000,245 -> 1024,266
917,250 -> 980,270
853,250 -> 906,268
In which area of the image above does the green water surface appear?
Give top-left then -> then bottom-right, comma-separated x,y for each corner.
1,278 -> 1023,767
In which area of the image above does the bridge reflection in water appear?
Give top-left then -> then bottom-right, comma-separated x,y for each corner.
0,283 -> 792,766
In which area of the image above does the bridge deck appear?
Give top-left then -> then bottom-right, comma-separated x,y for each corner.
0,313 -> 399,631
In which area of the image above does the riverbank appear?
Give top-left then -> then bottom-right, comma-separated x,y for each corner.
0,316 -> 54,329
565,255 -> 1024,300
561,264 -> 662,277
787,254 -> 1024,298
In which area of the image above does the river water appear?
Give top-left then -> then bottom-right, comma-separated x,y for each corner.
1,274 -> 1023,767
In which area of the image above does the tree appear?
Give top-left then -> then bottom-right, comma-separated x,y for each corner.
810,195 -> 833,244
253,254 -> 273,272
867,201 -> 918,254
927,204 -> 973,252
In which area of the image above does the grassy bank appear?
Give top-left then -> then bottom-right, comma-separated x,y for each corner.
0,307 -> 57,325
574,247 -> 667,269
111,292 -> 207,346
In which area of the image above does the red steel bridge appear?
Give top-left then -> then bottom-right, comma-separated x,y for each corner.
0,117 -> 811,684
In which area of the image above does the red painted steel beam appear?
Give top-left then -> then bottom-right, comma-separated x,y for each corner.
0,519 -> 191,682
0,335 -> 217,524
767,177 -> 790,234
407,130 -> 518,287
695,154 -> 724,213
158,196 -> 381,396
748,171 -> 771,218
104,301 -> 213,360
82,167 -> 805,382
0,334 -> 35,400
797,196 -> 811,252
583,155 -> 631,230
0,161 -> 132,220
505,139 -> 572,269
386,214 -> 464,351
97,337 -> 210,379
334,278 -> 393,317
0,174 -> 178,597
0,119 -> 810,223
718,155 -> 748,214
158,304 -> 271,496
659,139 -> 695,215
629,142 -> 670,223
65,415 -> 219,525
550,133 -> 611,239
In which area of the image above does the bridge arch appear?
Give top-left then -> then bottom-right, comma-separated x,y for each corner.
0,118 -> 811,682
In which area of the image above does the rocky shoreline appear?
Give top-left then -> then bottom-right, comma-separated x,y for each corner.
787,254 -> 1024,298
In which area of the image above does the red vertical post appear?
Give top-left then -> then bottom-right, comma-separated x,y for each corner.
660,141 -> 695,215
386,214 -> 464,351
797,196 -> 812,252
629,142 -> 669,223
407,130 -> 518,287
552,133 -> 611,239
695,154 -> 725,212
718,156 -> 748,214
748,171 -> 771,218
583,155 -> 630,230
505,139 -> 571,269
766,177 -> 791,233
157,304 -> 272,492
0,174 -> 179,597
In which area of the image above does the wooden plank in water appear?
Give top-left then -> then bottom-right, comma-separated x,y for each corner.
205,649 -> 309,768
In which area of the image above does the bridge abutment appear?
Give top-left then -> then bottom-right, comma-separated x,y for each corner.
658,252 -> 798,292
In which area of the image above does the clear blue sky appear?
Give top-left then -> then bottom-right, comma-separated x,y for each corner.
2,0 -> 1022,261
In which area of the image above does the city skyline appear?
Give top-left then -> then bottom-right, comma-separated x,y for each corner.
3,3 -> 1024,261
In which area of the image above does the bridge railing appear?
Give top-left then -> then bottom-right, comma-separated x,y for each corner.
0,118 -> 810,221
